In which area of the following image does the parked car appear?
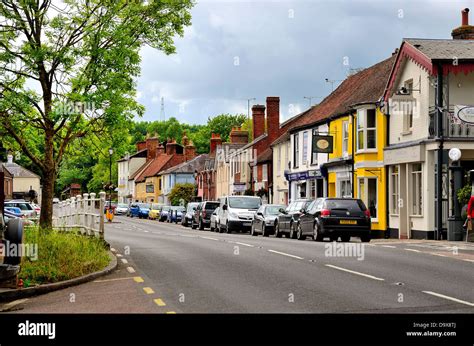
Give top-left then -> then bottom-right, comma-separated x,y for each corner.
297,198 -> 371,242
191,201 -> 219,230
274,199 -> 312,239
129,203 -> 151,219
218,196 -> 262,233
251,204 -> 285,237
158,206 -> 171,222
148,203 -> 164,220
168,206 -> 186,223
4,201 -> 36,218
115,203 -> 129,215
31,203 -> 41,214
4,207 -> 23,218
210,207 -> 220,232
182,202 -> 199,227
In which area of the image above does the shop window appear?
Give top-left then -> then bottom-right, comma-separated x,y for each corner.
358,177 -> 378,219
390,166 -> 399,215
309,179 -> 316,199
412,163 -> 423,216
339,179 -> 352,198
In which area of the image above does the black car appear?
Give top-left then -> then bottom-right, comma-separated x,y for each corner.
297,198 -> 371,242
275,199 -> 312,239
191,201 -> 219,230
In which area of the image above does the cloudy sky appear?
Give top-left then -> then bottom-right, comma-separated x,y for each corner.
136,0 -> 469,125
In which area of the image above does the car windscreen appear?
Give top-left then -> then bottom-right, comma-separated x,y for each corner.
7,203 -> 33,211
291,201 -> 309,211
151,204 -> 161,210
204,202 -> 219,210
228,197 -> 261,209
324,199 -> 366,211
187,203 -> 198,212
118,204 -> 128,208
266,206 -> 283,215
138,203 -> 151,209
162,206 -> 171,211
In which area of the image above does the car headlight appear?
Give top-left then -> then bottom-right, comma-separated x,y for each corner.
228,212 -> 238,219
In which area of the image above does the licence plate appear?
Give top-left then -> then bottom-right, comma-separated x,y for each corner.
243,222 -> 251,226
340,220 -> 357,225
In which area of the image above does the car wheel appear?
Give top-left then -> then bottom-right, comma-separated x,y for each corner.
262,223 -> 268,237
360,234 -> 371,243
274,222 -> 282,238
289,222 -> 297,239
3,219 -> 23,265
199,219 -> 204,230
296,223 -> 306,240
313,222 -> 323,241
341,235 -> 350,242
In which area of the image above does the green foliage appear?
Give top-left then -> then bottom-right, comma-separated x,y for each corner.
19,227 -> 110,286
207,114 -> 247,142
458,184 -> 472,206
256,187 -> 268,198
0,0 -> 194,227
169,183 -> 196,206
244,188 -> 254,196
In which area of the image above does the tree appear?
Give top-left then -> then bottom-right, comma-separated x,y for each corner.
207,114 -> 246,142
0,0 -> 193,228
168,183 -> 195,206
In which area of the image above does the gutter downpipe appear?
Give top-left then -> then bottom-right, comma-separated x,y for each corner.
385,98 -> 391,239
436,63 -> 444,241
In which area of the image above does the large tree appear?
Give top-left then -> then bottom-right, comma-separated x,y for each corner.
0,0 -> 193,228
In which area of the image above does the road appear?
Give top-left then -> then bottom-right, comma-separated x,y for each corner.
9,215 -> 474,313
102,216 -> 474,313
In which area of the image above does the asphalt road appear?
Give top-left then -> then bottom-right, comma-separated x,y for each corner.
101,215 -> 474,313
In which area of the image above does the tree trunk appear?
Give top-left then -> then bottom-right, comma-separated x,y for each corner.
39,168 -> 56,230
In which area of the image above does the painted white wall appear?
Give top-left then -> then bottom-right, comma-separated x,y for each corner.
272,139 -> 290,205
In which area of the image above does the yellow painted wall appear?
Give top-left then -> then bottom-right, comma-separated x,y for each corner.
328,107 -> 387,233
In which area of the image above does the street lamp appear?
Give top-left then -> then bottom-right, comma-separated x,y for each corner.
448,148 -> 463,241
108,148 -> 113,221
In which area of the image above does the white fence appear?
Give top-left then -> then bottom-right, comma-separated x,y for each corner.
52,192 -> 106,238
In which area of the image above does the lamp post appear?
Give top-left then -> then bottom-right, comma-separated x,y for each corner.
108,148 -> 113,220
447,148 -> 463,241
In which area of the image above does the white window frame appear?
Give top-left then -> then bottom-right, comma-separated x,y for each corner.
342,121 -> 349,156
339,179 -> 352,198
262,164 -> 268,182
277,145 -> 282,176
390,166 -> 399,215
402,79 -> 414,134
411,163 -> 423,216
356,108 -> 377,152
302,131 -> 308,165
294,133 -> 299,168
358,177 -> 378,221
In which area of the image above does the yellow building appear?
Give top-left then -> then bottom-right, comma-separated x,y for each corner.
324,56 -> 395,238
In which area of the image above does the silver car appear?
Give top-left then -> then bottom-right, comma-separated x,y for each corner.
4,201 -> 36,218
251,204 -> 285,237
210,207 -> 220,232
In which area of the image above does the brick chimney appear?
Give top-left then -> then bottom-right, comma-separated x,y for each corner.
452,8 -> 474,39
252,104 -> 266,140
266,97 -> 280,145
229,127 -> 249,144
146,137 -> 159,161
136,140 -> 146,152
210,133 -> 222,155
157,142 -> 165,155
166,139 -> 179,155
184,141 -> 197,161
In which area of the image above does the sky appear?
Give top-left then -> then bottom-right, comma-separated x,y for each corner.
136,0 -> 471,125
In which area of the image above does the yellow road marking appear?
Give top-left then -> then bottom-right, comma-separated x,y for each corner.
143,287 -> 154,294
133,277 -> 144,283
154,298 -> 166,306
166,311 -> 177,314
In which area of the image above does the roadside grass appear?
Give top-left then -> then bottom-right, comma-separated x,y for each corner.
19,227 -> 110,287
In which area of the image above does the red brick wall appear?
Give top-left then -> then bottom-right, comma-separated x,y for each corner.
252,105 -> 265,140
266,97 -> 280,145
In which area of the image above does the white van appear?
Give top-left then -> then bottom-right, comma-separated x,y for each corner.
217,196 -> 262,233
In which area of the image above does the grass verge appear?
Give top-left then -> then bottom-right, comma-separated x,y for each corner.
19,227 -> 110,287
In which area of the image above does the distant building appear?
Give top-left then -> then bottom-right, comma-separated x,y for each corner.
3,154 -> 41,203
1,163 -> 14,200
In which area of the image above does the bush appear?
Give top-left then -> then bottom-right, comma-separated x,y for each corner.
458,184 -> 472,206
19,227 -> 110,286
169,183 -> 196,206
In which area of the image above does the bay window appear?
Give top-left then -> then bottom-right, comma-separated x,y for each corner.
356,108 -> 377,151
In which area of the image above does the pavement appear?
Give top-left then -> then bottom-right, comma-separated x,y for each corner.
4,215 -> 474,313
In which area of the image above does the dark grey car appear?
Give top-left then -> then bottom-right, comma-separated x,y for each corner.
251,204 -> 285,237
275,199 -> 312,239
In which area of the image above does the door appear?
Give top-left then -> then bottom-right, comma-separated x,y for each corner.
301,199 -> 319,234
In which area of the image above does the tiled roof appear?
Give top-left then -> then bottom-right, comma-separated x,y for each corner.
129,160 -> 152,180
290,54 -> 396,132
135,155 -> 173,182
270,106 -> 315,146
3,162 -> 40,179
117,149 -> 147,163
160,154 -> 208,175
405,38 -> 474,60
256,148 -> 273,164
